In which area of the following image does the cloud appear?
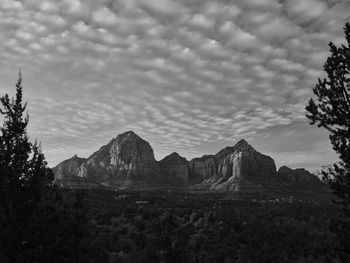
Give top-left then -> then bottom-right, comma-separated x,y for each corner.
237,0 -> 282,11
285,0 -> 328,24
34,13 -> 66,29
0,0 -> 348,169
222,23 -> 258,51
189,13 -> 215,30
0,0 -> 22,10
61,0 -> 90,20
269,58 -> 304,73
134,0 -> 186,16
253,16 -> 300,43
92,7 -> 117,27
39,1 -> 59,13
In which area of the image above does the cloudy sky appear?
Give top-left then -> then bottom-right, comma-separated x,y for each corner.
0,0 -> 349,171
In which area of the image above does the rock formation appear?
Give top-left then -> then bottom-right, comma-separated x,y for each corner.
158,152 -> 189,186
53,154 -> 86,181
189,140 -> 277,191
53,131 -> 323,191
53,131 -> 161,188
78,131 -> 160,187
277,166 -> 321,185
189,155 -> 217,184
52,155 -> 105,188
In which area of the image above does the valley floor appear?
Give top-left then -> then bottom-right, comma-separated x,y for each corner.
71,189 -> 340,263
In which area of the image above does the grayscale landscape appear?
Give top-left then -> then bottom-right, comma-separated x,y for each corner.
1,0 -> 350,262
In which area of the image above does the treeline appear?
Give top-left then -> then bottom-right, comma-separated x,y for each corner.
81,190 -> 339,263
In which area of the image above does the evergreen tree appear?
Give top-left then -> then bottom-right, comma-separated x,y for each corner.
306,22 -> 350,261
0,72 -> 107,263
0,71 -> 51,262
306,22 -> 350,210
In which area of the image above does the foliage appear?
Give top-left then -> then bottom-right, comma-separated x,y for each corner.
306,22 -> 350,261
306,22 -> 350,208
84,189 -> 339,263
0,71 -> 50,200
0,72 -> 107,263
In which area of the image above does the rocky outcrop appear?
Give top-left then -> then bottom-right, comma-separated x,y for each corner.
189,155 -> 217,184
77,131 -> 160,187
277,166 -> 321,185
189,140 -> 277,191
53,131 -> 162,188
213,140 -> 277,191
52,155 -> 104,189
53,154 -> 86,181
53,131 -> 323,192
158,152 -> 189,186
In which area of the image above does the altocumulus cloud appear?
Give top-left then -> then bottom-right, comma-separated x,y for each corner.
0,0 -> 348,169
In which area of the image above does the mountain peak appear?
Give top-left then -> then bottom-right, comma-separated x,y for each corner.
214,139 -> 250,160
235,139 -> 248,147
114,130 -> 145,142
67,154 -> 85,162
119,130 -> 138,137
277,166 -> 321,185
158,152 -> 189,185
169,152 -> 181,157
278,166 -> 293,172
160,152 -> 188,162
229,139 -> 251,153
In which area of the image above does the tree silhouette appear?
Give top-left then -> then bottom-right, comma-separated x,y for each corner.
0,71 -> 52,262
306,22 -> 350,210
306,22 -> 350,261
0,72 -> 107,263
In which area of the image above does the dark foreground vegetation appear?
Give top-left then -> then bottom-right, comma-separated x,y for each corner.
0,73 -> 106,262
61,188 -> 338,263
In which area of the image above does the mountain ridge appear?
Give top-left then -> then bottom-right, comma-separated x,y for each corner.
52,131 -> 324,192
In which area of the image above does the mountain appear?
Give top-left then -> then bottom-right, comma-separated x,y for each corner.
277,166 -> 322,186
53,154 -> 86,181
158,152 -> 189,186
53,131 -> 323,192
53,131 -> 161,188
189,140 -> 278,191
52,155 -> 105,188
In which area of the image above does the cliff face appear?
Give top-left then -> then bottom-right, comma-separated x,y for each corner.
189,156 -> 217,184
53,131 -> 161,188
78,131 -> 160,187
214,142 -> 277,191
53,154 -> 86,181
158,152 -> 189,186
52,155 -> 104,188
189,140 -> 277,191
53,131 -> 322,191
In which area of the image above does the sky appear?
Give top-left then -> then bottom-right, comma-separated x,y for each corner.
0,0 -> 349,171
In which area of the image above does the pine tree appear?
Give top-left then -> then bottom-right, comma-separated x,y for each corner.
306,22 -> 350,261
0,71 -> 52,262
0,71 -> 50,186
0,72 -> 107,263
306,22 -> 350,211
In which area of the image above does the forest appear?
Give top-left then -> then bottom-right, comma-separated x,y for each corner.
76,189 -> 339,263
